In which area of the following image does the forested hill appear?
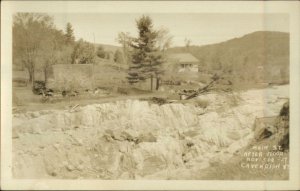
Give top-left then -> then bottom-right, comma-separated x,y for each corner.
167,31 -> 289,84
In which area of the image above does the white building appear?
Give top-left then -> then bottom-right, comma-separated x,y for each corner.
166,53 -> 199,72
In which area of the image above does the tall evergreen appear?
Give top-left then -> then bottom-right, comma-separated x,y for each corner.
65,22 -> 75,45
128,15 -> 164,89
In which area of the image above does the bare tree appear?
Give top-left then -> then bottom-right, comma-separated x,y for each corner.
154,27 -> 173,90
156,27 -> 173,53
13,13 -> 54,86
184,38 -> 192,52
40,29 -> 66,83
117,32 -> 133,66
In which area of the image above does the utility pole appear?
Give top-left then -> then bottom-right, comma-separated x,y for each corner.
92,33 -> 96,90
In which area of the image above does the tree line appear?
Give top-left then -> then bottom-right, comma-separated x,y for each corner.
13,13 -> 172,91
13,13 -> 106,86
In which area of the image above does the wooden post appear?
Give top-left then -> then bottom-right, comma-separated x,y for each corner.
156,77 -> 160,90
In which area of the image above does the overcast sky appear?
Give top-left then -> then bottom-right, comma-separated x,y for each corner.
51,13 -> 289,47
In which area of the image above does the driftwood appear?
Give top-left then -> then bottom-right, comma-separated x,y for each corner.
182,74 -> 221,100
69,104 -> 80,112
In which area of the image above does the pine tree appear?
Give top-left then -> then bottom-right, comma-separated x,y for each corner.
65,22 -> 75,45
128,15 -> 164,90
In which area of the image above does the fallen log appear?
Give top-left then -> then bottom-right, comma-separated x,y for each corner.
182,74 -> 220,100
69,104 -> 79,112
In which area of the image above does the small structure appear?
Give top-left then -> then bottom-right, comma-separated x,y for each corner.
166,53 -> 199,72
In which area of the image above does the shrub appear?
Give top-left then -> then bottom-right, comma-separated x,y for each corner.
32,81 -> 46,95
149,97 -> 168,105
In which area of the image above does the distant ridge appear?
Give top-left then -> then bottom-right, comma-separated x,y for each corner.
170,31 -> 288,50
93,43 -> 121,52
91,31 -> 289,84
167,31 -> 289,84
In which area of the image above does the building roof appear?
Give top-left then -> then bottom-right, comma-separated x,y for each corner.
167,53 -> 199,63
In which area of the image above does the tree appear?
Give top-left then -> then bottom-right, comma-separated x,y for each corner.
65,22 -> 75,45
114,49 -> 124,64
184,38 -> 192,52
128,15 -> 165,90
96,46 -> 106,59
156,27 -> 173,53
40,29 -> 66,83
13,13 -> 54,86
71,39 -> 95,64
117,32 -> 133,65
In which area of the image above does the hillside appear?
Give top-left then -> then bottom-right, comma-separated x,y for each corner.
167,31 -> 289,85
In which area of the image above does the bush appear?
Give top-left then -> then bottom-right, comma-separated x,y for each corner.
32,81 -> 46,95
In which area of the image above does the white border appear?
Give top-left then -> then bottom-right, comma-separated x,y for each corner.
1,1 -> 300,190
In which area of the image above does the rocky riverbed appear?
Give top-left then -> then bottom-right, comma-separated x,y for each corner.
12,85 -> 289,179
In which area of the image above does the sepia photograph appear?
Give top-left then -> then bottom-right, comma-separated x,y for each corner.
1,1 -> 300,190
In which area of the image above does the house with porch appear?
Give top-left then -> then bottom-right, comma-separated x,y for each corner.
166,53 -> 200,72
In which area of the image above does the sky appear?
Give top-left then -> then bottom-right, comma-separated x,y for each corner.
51,13 -> 289,47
